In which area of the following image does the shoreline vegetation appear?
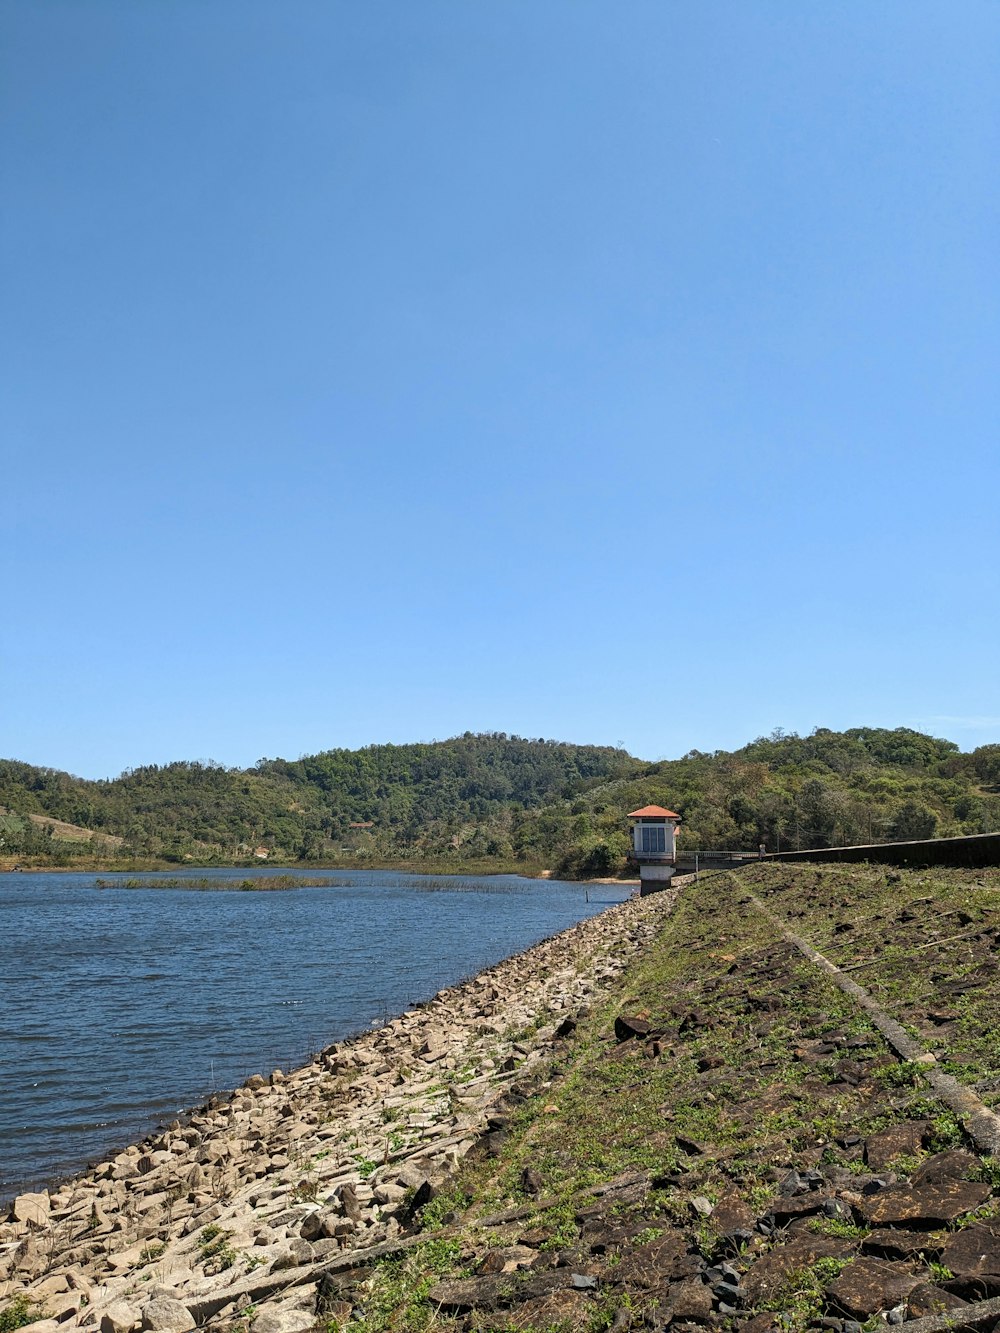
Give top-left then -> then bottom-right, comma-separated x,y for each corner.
86,874 -> 637,893
3,856 -> 639,883
92,875 -> 326,891
6,862 -> 1000,1333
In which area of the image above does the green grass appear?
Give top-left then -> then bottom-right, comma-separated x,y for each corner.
759,1257 -> 850,1329
0,1297 -> 47,1332
318,863 -> 999,1333
745,863 -> 1000,1090
323,1239 -> 466,1333
198,1225 -> 237,1274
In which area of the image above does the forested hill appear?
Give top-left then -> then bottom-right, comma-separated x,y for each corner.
0,734 -> 641,864
0,727 -> 998,873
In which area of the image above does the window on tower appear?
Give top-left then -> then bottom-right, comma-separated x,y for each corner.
640,825 -> 667,854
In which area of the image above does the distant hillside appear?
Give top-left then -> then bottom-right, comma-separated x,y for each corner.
0,734 -> 641,865
1,727 -> 997,873
539,726 -> 1000,876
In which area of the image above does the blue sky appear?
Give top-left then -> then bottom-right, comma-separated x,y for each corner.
3,2 -> 998,780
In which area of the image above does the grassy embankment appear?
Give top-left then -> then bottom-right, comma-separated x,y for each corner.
313,862 -> 1000,1333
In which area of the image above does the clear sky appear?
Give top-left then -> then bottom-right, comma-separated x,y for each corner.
3,2 -> 998,780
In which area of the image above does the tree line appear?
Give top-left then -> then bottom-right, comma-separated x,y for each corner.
0,727 -> 997,874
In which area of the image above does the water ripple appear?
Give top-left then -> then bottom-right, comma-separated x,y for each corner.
0,867 -> 627,1200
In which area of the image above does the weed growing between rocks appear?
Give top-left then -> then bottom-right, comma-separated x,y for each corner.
199,1224 -> 237,1275
0,1296 -> 47,1332
321,1238 -> 466,1333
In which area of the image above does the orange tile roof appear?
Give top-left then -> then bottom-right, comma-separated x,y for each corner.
627,805 -> 681,819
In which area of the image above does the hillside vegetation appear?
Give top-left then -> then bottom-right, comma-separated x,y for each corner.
0,727 -> 997,872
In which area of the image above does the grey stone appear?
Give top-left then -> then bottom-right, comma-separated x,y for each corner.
298,1210 -> 325,1241
372,1182 -> 406,1206
271,1239 -> 313,1271
99,1300 -> 141,1333
252,1309 -> 316,1333
777,1170 -> 804,1197
11,1192 -> 50,1227
139,1298 -> 195,1332
334,1182 -> 362,1221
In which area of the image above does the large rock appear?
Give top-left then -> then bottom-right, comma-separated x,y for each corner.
252,1308 -> 317,1333
13,1237 -> 46,1280
911,1149 -> 981,1186
906,1282 -> 968,1318
30,1274 -> 69,1298
862,1227 -> 946,1259
420,1031 -> 448,1060
478,1245 -> 538,1275
372,1182 -> 407,1206
770,1194 -> 825,1223
491,1289 -> 584,1331
857,1181 -> 991,1226
666,1278 -> 714,1322
825,1258 -> 921,1319
942,1222 -> 1000,1284
334,1182 -> 362,1222
608,1235 -> 700,1289
99,1299 -> 141,1333
710,1191 -> 756,1242
139,1298 -> 195,1332
40,1291 -> 86,1322
425,1275 -> 515,1312
271,1239 -> 314,1271
864,1123 -> 929,1170
614,1015 -> 652,1042
11,1192 -> 50,1227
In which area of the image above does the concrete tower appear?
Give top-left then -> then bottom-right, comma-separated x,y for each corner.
628,805 -> 681,896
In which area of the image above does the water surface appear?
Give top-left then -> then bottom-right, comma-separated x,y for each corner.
0,867 -> 627,1200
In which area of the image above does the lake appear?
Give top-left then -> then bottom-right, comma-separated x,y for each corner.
0,867 -> 629,1202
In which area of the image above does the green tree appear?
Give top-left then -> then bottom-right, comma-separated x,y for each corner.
890,800 -> 938,842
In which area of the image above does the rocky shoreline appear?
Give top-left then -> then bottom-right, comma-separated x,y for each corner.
0,889 -> 678,1333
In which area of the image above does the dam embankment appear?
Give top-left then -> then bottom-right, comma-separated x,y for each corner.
13,862 -> 1000,1333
